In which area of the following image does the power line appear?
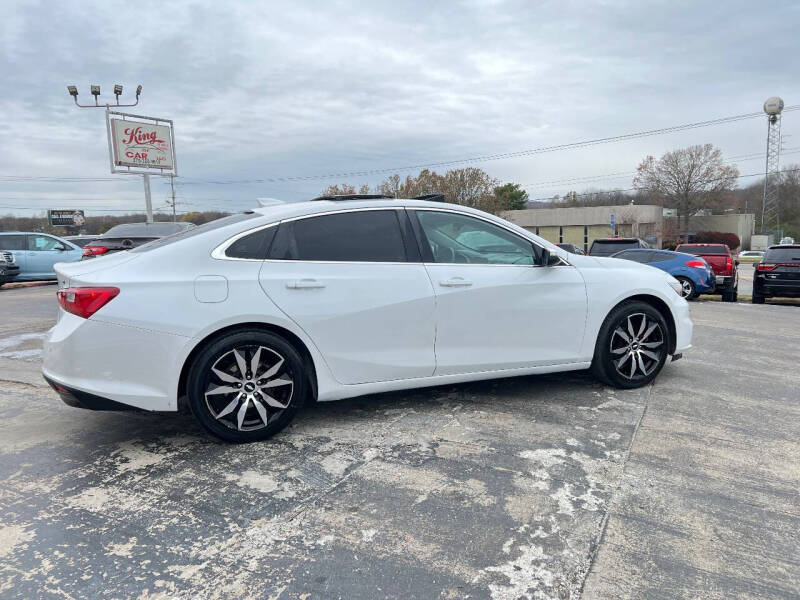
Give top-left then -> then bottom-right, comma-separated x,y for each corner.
1,105 -> 798,186
526,167 -> 800,203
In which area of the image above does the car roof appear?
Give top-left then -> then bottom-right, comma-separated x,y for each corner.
767,244 -> 800,249
251,198 -> 499,221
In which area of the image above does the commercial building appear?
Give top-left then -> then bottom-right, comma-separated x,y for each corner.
501,205 -> 663,252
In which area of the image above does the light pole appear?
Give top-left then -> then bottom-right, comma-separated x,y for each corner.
66,84 -> 155,223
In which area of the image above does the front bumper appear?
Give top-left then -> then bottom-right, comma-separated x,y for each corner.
671,295 -> 693,354
43,311 -> 190,412
0,265 -> 20,282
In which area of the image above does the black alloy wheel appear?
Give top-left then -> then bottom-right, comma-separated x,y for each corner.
592,301 -> 670,389
187,330 -> 307,442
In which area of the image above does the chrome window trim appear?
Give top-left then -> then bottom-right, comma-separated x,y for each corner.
212,204 -> 572,267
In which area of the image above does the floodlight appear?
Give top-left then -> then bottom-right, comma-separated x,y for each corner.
67,85 -> 78,97
114,84 -> 123,96
90,85 -> 100,97
135,84 -> 142,99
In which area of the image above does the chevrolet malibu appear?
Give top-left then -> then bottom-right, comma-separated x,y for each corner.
44,196 -> 692,442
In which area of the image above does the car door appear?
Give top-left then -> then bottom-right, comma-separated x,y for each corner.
258,208 -> 437,385
0,235 -> 28,276
411,208 -> 588,375
26,234 -> 67,279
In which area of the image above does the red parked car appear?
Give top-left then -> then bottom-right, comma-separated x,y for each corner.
674,243 -> 739,302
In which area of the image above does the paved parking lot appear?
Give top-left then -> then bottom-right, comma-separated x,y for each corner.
0,286 -> 798,599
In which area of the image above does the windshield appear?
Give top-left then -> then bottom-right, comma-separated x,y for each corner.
763,247 -> 800,262
130,213 -> 259,253
590,240 -> 639,256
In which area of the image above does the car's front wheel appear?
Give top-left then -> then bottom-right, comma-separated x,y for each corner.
187,330 -> 307,442
592,301 -> 670,389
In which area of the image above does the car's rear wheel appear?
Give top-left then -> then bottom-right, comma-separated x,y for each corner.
721,283 -> 737,302
676,277 -> 696,300
187,330 -> 307,442
592,301 -> 670,389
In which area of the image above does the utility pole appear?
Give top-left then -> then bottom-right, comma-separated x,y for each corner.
169,176 -> 177,222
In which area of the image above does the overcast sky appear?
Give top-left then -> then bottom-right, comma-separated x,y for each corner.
1,0 -> 799,216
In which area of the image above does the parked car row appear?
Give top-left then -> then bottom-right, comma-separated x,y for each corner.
0,223 -> 195,285
555,237 -> 800,304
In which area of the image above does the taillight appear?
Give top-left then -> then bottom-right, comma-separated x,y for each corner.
57,287 -> 119,319
685,260 -> 706,269
83,245 -> 109,257
725,256 -> 733,273
756,263 -> 777,271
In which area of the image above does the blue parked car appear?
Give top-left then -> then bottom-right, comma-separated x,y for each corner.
611,248 -> 715,299
0,232 -> 83,281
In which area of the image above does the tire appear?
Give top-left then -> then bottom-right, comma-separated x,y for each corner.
591,301 -> 670,389
752,292 -> 765,304
721,284 -> 736,303
676,277 -> 696,300
187,330 -> 307,442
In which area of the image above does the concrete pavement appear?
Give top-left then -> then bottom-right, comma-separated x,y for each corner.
0,287 -> 798,599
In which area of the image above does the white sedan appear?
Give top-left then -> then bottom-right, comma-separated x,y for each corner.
44,197 -> 692,442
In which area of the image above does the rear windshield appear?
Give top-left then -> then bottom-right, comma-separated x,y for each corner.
102,222 -> 195,238
130,213 -> 260,253
763,247 -> 800,262
590,240 -> 639,256
677,245 -> 727,255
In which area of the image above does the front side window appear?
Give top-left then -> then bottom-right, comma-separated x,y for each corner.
416,211 -> 535,265
28,235 -> 59,251
270,210 -> 407,262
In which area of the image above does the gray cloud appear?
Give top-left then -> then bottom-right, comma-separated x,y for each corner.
1,0 -> 798,215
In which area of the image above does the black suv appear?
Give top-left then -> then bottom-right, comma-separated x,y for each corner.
753,244 -> 800,304
589,237 -> 650,257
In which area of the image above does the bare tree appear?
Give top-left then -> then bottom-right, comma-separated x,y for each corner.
633,144 -> 739,240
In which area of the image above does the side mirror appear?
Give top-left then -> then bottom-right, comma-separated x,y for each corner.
55,244 -> 66,251
540,248 -> 550,266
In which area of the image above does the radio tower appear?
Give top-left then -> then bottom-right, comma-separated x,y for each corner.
761,97 -> 784,234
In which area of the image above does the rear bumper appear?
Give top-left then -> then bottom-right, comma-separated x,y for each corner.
42,311 -> 190,411
44,375 -> 137,411
754,280 -> 800,297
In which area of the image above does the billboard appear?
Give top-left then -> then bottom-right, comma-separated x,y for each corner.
107,112 -> 176,174
49,210 -> 85,227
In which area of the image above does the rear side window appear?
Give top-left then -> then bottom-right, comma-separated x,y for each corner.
0,235 -> 26,250
677,245 -> 727,255
763,248 -> 800,262
613,250 -> 648,263
226,226 -> 277,260
590,241 -> 640,256
270,210 -> 407,262
131,213 -> 259,253
649,251 -> 675,263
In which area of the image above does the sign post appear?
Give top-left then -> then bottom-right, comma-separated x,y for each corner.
106,110 -> 177,224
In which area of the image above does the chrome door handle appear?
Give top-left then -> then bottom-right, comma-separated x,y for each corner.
439,278 -> 472,287
286,279 -> 326,289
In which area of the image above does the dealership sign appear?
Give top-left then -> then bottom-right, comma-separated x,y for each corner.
106,111 -> 177,175
49,209 -> 85,227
